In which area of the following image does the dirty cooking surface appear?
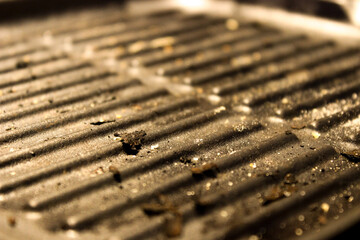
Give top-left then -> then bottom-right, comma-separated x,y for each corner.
0,5 -> 360,240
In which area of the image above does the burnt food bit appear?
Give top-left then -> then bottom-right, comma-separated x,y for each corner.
115,130 -> 147,155
164,212 -> 183,238
262,185 -> 285,206
7,216 -> 16,227
141,195 -> 184,237
290,121 -> 306,130
15,59 -> 30,69
90,120 -> 115,125
191,163 -> 219,178
141,203 -> 171,215
109,165 -> 121,182
142,195 -> 176,216
195,197 -> 217,214
262,173 -> 298,206
179,156 -> 194,165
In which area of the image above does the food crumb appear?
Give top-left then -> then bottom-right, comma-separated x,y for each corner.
7,216 -> 16,227
321,202 -> 330,213
16,59 -> 29,69
115,130 -> 146,155
109,165 -> 121,182
191,163 -> 219,178
165,212 -> 183,238
90,120 -> 115,125
312,131 -> 321,139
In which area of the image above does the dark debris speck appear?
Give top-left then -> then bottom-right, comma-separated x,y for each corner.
262,173 -> 298,206
140,195 -> 183,237
195,197 -> 216,214
115,130 -> 147,155
291,122 -> 306,130
180,156 -> 195,165
7,216 -> 16,227
16,60 -> 29,69
90,120 -> 115,125
109,165 -> 121,182
141,203 -> 172,216
164,212 -> 183,238
191,163 -> 219,178
285,130 -> 293,135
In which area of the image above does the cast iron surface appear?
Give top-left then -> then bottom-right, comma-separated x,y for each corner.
0,3 -> 360,240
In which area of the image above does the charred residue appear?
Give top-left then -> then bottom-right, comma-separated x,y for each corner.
261,173 -> 298,206
115,130 -> 147,155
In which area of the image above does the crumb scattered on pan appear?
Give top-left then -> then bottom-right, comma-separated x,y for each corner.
90,120 -> 115,125
115,130 -> 147,155
191,163 -> 219,178
7,216 -> 16,227
109,165 -> 121,182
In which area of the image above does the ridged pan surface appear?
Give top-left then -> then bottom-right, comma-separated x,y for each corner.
0,5 -> 360,240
